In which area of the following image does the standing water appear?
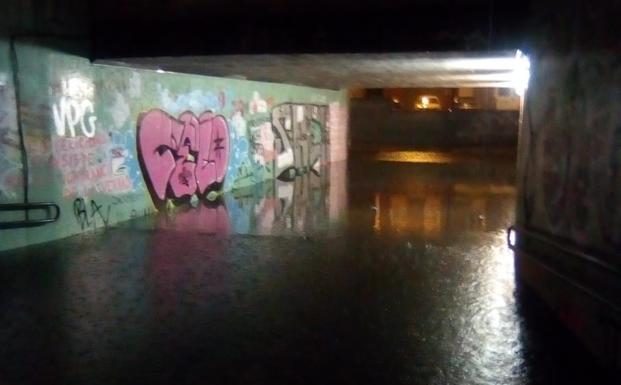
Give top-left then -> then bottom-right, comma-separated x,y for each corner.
0,151 -> 612,384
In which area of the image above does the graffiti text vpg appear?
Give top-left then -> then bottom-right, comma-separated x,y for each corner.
52,76 -> 98,138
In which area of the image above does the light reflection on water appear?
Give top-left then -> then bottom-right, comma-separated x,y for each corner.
374,150 -> 458,163
0,152 -> 610,385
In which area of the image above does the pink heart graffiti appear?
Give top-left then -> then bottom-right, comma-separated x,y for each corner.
137,109 -> 229,205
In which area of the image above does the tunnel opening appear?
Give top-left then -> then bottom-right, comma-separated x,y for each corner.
91,50 -> 530,241
96,49 -> 530,164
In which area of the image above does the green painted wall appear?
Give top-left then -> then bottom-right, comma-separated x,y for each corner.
0,38 -> 348,251
0,39 -> 23,205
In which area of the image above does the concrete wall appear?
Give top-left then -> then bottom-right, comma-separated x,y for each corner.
514,1 -> 621,368
0,37 -> 348,251
350,98 -> 518,149
517,55 -> 621,257
0,39 -> 23,205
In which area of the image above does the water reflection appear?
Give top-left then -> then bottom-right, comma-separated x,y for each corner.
374,150 -> 458,163
150,161 -> 347,237
349,156 -> 516,241
0,152 -> 613,385
371,185 -> 515,238
146,154 -> 516,241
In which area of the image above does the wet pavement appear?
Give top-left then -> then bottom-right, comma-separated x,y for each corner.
0,151 -> 616,385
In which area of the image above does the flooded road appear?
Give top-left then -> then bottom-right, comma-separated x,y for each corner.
0,152 -> 613,385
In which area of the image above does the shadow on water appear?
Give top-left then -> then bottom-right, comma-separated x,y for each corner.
0,152 -> 618,385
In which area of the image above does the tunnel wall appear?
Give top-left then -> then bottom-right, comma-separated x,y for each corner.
0,38 -> 348,251
350,98 -> 518,149
517,56 -> 621,259
0,39 -> 23,206
514,1 -> 621,367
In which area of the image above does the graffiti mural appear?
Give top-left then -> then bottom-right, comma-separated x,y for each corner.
52,132 -> 135,197
138,94 -> 336,212
0,40 -> 349,252
271,103 -> 328,181
226,96 -> 332,188
137,109 -> 230,208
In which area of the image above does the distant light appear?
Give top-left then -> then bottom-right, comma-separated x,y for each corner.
156,68 -> 165,74
511,50 -> 530,97
507,227 -> 517,248
421,96 -> 429,105
392,97 -> 400,103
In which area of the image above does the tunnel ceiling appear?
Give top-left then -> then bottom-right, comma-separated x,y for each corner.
92,0 -> 532,58
96,51 -> 525,90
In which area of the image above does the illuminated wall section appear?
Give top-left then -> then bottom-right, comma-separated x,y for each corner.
0,39 -> 348,251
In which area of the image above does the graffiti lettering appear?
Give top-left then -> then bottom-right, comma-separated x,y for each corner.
53,97 -> 97,137
73,198 -> 111,230
52,75 -> 97,138
52,133 -> 134,197
271,103 -> 328,180
137,109 -> 230,207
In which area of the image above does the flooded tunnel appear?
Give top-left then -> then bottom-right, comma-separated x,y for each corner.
1,1 -> 620,384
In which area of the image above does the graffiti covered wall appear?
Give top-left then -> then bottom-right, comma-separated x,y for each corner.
516,54 -> 621,261
513,2 -> 621,363
0,38 -> 348,251
0,39 -> 23,204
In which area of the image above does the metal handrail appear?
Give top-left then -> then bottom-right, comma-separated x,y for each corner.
0,202 -> 60,229
507,225 -> 621,277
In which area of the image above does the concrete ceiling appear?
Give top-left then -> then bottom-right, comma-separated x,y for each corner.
96,51 -> 528,90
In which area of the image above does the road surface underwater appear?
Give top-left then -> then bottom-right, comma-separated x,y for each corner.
0,152 -> 615,385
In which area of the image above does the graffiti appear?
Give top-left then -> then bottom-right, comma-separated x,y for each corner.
0,117 -> 19,150
52,75 -> 98,138
129,207 -> 154,219
156,170 -> 335,237
520,56 -> 621,255
137,109 -> 230,208
229,102 -> 329,187
0,74 -> 23,201
271,103 -> 328,180
108,130 -> 141,188
52,132 -> 134,196
249,91 -> 268,114
53,97 -> 97,137
227,97 -> 332,187
249,117 -> 277,167
138,89 -> 342,212
73,195 -> 150,230
73,197 -> 111,230
158,85 -> 225,115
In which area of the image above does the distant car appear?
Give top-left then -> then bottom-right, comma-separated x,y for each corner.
414,95 -> 442,111
451,96 -> 480,111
